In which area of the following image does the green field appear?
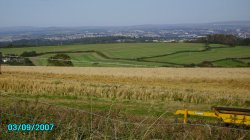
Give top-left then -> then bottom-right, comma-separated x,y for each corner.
146,46 -> 250,65
1,43 -> 250,67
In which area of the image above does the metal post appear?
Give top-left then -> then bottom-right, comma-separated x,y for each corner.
184,109 -> 188,124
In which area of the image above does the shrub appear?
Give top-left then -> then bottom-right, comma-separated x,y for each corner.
198,61 -> 213,67
20,51 -> 38,57
48,54 -> 73,66
6,56 -> 34,66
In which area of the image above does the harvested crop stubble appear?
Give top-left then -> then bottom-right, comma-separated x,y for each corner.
1,66 -> 250,139
1,66 -> 250,106
3,66 -> 250,79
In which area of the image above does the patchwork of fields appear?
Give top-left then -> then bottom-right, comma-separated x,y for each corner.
0,66 -> 250,139
1,43 -> 250,67
1,42 -> 250,139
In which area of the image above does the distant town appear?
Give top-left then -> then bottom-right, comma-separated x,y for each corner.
0,21 -> 250,44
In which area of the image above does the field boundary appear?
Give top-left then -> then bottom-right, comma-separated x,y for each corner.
34,49 -> 250,67
2,44 -> 250,67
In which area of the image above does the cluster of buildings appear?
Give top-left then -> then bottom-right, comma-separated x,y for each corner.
35,28 -> 250,42
0,25 -> 249,43
1,55 -> 22,63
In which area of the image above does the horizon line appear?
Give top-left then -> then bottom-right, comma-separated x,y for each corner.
0,20 -> 250,29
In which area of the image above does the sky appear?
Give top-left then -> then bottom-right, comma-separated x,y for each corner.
0,0 -> 249,27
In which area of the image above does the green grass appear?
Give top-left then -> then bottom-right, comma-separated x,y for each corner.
239,58 -> 250,64
0,43 -> 204,67
0,93 -> 181,117
30,52 -> 168,67
101,43 -> 204,59
2,95 -> 241,140
1,43 -> 250,67
209,44 -> 228,48
66,53 -> 168,67
29,54 -> 54,66
146,46 -> 250,65
0,43 -> 204,58
212,59 -> 248,67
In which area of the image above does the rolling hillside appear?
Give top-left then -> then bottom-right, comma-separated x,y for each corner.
0,43 -> 250,67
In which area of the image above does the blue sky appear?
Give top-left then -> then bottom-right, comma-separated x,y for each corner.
0,0 -> 249,27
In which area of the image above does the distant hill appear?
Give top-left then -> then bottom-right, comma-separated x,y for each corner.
209,21 -> 250,25
1,21 -> 250,33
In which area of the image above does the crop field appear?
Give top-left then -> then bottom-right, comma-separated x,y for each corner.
1,43 -> 250,67
0,66 -> 250,139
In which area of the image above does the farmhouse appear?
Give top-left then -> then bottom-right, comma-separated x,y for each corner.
2,57 -> 10,63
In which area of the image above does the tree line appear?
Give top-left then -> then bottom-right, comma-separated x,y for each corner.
0,36 -> 160,48
189,34 -> 250,46
1,34 -> 249,48
2,52 -> 73,67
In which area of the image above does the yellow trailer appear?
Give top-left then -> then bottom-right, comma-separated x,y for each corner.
175,107 -> 250,126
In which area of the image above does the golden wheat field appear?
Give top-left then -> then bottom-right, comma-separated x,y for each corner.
0,66 -> 250,139
3,66 -> 250,79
